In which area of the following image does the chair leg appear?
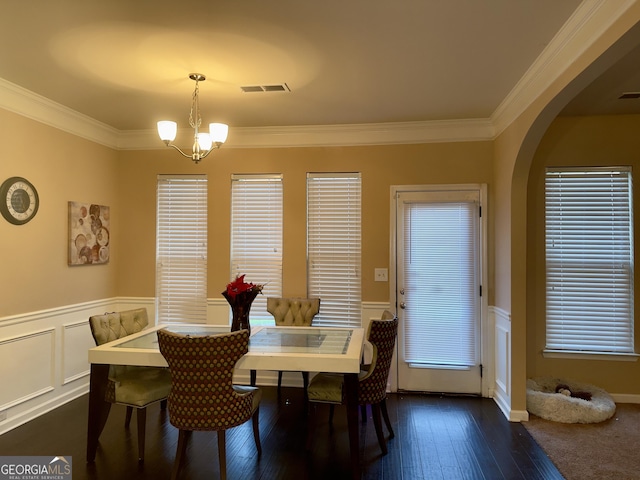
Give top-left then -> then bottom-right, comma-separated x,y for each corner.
360,404 -> 367,424
172,429 -> 189,480
305,402 -> 318,451
371,403 -> 388,455
217,430 -> 227,480
328,404 -> 335,425
136,407 -> 147,462
252,407 -> 262,457
124,406 -> 133,427
160,399 -> 167,410
380,398 -> 395,438
302,371 -> 309,400
277,371 -> 283,391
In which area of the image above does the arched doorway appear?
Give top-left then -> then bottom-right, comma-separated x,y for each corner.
496,9 -> 640,419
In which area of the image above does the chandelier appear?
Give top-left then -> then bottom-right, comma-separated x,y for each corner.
157,73 -> 229,164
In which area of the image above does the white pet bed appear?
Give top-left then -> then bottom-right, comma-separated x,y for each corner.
526,377 -> 616,424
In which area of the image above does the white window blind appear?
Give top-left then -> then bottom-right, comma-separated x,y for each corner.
403,199 -> 479,367
307,173 -> 362,328
231,174 -> 283,324
545,167 -> 634,354
156,175 -> 208,324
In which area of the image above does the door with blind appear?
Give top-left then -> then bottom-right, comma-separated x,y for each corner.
395,186 -> 484,394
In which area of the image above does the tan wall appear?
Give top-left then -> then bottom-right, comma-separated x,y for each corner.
526,115 -> 640,394
0,105 -> 494,316
0,110 -> 120,317
117,142 -> 494,304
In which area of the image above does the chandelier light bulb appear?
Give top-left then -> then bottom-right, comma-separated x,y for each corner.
157,121 -> 178,143
210,123 -> 229,145
197,132 -> 213,152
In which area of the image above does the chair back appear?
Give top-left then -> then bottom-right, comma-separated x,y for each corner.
267,297 -> 320,326
157,329 -> 254,431
359,311 -> 398,405
89,308 -> 149,346
88,308 -> 171,408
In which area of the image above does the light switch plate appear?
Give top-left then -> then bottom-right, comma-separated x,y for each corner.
375,268 -> 388,282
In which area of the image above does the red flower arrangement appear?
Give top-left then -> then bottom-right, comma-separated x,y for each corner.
225,274 -> 264,299
222,275 -> 263,334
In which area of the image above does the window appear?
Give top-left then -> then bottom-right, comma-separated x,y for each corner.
545,167 -> 634,354
231,174 -> 283,324
156,175 -> 207,324
307,172 -> 362,328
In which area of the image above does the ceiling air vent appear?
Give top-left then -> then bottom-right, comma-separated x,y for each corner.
241,83 -> 290,93
618,92 -> 640,99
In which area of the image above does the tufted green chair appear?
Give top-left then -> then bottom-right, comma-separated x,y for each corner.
267,297 -> 320,391
157,328 -> 262,480
88,308 -> 171,462
306,310 -> 398,455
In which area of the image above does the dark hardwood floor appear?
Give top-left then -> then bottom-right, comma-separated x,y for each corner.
0,387 -> 563,479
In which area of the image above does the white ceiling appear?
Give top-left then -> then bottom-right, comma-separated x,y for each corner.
0,0 -> 637,145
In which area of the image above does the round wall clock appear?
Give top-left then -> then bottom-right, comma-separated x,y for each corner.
0,176 -> 40,225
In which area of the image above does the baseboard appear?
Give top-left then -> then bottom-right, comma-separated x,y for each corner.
0,383 -> 88,435
611,393 -> 640,404
508,408 -> 529,422
493,390 -> 510,420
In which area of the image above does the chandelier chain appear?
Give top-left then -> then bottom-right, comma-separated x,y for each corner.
189,80 -> 202,130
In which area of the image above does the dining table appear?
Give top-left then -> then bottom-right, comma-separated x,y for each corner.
86,323 -> 365,479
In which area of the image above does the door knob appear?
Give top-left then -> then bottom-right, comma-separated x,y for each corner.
400,302 -> 406,309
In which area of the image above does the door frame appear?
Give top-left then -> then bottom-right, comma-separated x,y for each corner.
388,183 -> 493,397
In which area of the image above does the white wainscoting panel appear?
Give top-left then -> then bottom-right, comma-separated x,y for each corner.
0,298 -> 121,434
0,329 -> 55,408
491,306 -> 513,420
62,320 -> 96,385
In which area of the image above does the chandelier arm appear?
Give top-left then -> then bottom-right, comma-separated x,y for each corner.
198,143 -> 223,161
165,143 -> 194,159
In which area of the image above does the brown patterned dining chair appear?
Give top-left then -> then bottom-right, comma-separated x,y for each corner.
88,308 -> 171,462
306,310 -> 398,455
267,297 -> 320,391
157,328 -> 262,480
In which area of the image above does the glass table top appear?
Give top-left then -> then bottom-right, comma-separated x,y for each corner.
249,327 -> 352,355
112,325 -> 353,355
114,325 -> 230,349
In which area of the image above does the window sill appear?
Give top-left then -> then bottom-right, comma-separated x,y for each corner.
543,349 -> 640,362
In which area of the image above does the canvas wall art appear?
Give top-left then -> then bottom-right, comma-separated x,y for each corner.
68,202 -> 110,265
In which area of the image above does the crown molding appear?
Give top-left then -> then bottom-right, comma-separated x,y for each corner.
119,119 -> 495,150
491,0 -> 637,136
0,76 -> 493,149
0,75 -> 495,148
0,77 -> 119,147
